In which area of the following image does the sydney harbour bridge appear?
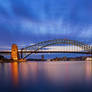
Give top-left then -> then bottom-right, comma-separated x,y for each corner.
0,39 -> 92,61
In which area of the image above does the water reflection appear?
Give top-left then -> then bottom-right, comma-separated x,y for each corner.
11,62 -> 19,86
19,62 -> 38,84
85,61 -> 92,82
10,62 -> 92,85
10,61 -> 92,86
42,62 -> 86,85
0,61 -> 92,92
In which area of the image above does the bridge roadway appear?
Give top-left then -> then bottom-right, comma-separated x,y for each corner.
0,50 -> 92,54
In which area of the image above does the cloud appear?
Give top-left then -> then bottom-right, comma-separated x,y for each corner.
0,0 -> 92,48
0,0 -> 15,17
79,26 -> 92,38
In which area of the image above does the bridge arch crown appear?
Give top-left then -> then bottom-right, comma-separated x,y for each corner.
21,39 -> 91,59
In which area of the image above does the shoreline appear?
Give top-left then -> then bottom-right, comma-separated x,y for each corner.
0,55 -> 92,63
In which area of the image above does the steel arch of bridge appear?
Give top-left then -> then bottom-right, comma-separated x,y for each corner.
21,39 -> 92,59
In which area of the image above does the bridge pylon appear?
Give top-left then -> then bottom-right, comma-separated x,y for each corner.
11,44 -> 19,61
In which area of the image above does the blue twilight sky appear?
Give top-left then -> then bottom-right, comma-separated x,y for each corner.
0,0 -> 92,49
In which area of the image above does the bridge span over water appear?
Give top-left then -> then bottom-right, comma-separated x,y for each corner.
0,39 -> 92,61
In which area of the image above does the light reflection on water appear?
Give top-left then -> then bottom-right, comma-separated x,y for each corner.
0,61 -> 92,92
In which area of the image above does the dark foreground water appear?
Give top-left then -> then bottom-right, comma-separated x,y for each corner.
0,61 -> 92,92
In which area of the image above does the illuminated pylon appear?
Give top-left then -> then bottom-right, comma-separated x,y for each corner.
11,44 -> 19,61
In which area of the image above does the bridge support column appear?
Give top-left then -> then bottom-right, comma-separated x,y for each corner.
11,44 -> 19,61
21,49 -> 23,59
41,55 -> 44,61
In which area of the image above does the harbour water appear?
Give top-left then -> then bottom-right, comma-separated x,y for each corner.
0,61 -> 92,92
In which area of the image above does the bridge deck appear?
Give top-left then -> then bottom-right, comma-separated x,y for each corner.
0,51 -> 92,54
